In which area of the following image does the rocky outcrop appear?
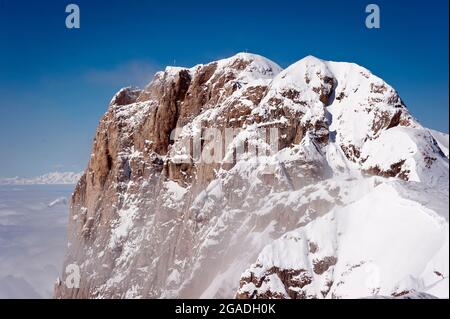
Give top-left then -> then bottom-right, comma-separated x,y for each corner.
55,53 -> 448,299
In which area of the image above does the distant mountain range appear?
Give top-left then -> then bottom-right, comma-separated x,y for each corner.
0,172 -> 82,185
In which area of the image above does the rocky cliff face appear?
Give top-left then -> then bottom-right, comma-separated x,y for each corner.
55,53 -> 449,299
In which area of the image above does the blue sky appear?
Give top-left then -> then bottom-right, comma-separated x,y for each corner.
0,0 -> 448,177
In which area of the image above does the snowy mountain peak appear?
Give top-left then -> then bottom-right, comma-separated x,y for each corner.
55,53 -> 448,299
223,51 -> 280,64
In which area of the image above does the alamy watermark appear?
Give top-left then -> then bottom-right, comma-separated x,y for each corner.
365,4 -> 380,29
61,263 -> 80,289
65,4 -> 80,29
168,127 -> 281,165
63,4 -> 379,30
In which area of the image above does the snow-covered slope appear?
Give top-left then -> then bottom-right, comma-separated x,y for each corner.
0,172 -> 82,185
55,53 -> 448,299
237,180 -> 448,299
429,129 -> 449,158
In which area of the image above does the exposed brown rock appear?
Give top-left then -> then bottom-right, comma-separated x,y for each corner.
237,266 -> 314,299
309,241 -> 319,254
341,144 -> 361,162
364,160 -> 407,180
313,256 -> 337,275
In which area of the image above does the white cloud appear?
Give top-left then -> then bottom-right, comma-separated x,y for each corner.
0,185 -> 73,298
84,60 -> 159,88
